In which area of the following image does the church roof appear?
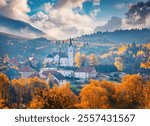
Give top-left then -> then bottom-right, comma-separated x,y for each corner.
47,54 -> 53,58
52,52 -> 68,58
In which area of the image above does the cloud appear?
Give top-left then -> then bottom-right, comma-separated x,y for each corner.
56,0 -> 86,9
93,0 -> 101,6
94,16 -> 122,32
90,8 -> 100,19
0,0 -> 30,22
95,0 -> 150,33
31,1 -> 98,39
0,0 -> 102,39
123,0 -> 150,29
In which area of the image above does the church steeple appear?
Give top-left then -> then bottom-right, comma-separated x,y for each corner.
69,37 -> 72,47
68,37 -> 74,66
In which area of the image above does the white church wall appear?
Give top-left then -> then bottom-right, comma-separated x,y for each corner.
54,55 -> 59,64
60,58 -> 68,66
68,43 -> 74,67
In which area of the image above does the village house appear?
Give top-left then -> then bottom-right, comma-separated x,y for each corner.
19,64 -> 36,78
41,70 -> 67,85
74,66 -> 97,81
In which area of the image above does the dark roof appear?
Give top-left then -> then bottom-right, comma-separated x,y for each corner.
75,66 -> 96,73
47,54 -> 53,58
52,72 -> 65,80
5,67 -> 21,80
42,71 -> 65,80
52,52 -> 68,58
28,72 -> 41,78
58,66 -> 77,71
19,65 -> 35,72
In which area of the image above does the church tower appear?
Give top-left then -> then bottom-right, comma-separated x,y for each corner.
68,38 -> 74,67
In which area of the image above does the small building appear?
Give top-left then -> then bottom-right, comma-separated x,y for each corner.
10,57 -> 19,67
19,64 -> 36,78
56,66 -> 77,77
42,70 -> 67,85
74,66 -> 97,81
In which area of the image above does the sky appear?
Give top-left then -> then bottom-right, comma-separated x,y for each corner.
0,0 -> 150,39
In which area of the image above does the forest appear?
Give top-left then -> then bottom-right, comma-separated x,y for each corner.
77,28 -> 150,44
0,73 -> 150,109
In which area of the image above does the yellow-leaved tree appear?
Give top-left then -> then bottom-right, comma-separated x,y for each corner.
79,80 -> 110,109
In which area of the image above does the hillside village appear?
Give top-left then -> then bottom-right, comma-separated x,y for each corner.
0,36 -> 150,93
0,38 -> 99,88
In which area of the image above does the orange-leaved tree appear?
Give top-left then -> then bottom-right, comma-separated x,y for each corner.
79,80 -> 110,109
115,74 -> 146,109
0,73 -> 10,108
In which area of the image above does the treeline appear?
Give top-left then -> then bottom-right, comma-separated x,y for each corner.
78,28 -> 150,44
0,73 -> 150,109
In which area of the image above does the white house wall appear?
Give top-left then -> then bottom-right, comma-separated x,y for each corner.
57,70 -> 74,77
74,72 -> 89,79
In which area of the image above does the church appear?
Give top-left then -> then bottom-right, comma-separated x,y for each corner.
44,38 -> 74,67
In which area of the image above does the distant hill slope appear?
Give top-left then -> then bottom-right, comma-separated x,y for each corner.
0,15 -> 44,38
77,29 -> 150,44
0,32 -> 28,42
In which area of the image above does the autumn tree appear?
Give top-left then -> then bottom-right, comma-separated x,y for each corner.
74,52 -> 82,67
140,56 -> 150,69
0,73 -> 10,108
79,80 -> 110,109
115,74 -> 146,109
100,80 -> 117,108
114,57 -> 123,71
144,80 -> 150,108
118,45 -> 128,55
27,77 -> 49,91
137,50 -> 145,57
28,88 -> 46,109
29,83 -> 78,109
11,79 -> 25,108
89,54 -> 99,66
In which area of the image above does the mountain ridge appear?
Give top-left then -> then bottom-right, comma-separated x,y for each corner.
0,32 -> 28,42
0,15 -> 44,38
